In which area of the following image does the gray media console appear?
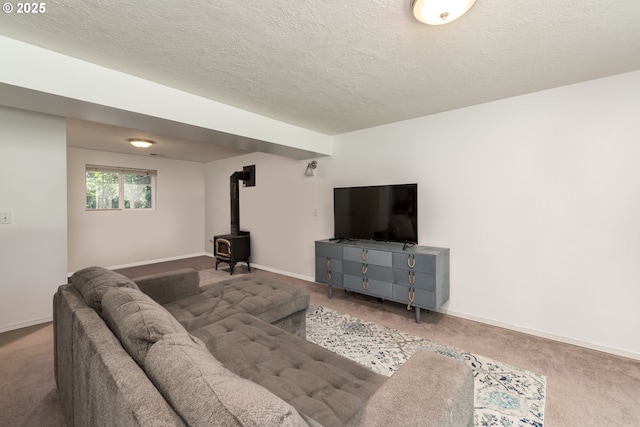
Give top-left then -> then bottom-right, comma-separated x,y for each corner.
315,239 -> 450,322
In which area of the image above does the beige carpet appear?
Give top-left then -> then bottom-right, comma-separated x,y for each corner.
0,323 -> 65,426
2,261 -> 639,426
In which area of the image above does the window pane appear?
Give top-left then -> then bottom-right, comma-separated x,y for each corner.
124,173 -> 152,209
86,171 -> 120,209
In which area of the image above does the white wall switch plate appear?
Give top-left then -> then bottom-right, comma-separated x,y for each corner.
0,212 -> 11,224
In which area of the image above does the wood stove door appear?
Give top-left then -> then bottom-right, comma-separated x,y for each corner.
215,238 -> 231,259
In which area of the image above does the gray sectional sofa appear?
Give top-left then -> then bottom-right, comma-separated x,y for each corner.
54,266 -> 474,426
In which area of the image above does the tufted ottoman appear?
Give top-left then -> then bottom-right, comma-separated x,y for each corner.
163,275 -> 310,337
191,312 -> 388,427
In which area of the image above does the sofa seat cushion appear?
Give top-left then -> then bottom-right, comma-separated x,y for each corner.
144,333 -> 308,427
164,276 -> 310,331
102,287 -> 187,365
191,313 -> 386,427
71,266 -> 139,312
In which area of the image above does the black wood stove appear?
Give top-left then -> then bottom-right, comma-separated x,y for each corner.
212,165 -> 254,275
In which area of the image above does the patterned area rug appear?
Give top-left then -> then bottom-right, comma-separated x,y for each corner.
306,305 -> 546,427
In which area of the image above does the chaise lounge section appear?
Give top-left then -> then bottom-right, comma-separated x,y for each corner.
54,266 -> 474,426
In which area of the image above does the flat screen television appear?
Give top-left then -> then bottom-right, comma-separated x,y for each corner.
334,184 -> 418,244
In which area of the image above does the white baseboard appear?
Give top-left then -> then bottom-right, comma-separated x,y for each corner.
438,308 -> 640,361
250,263 -> 315,283
252,265 -> 640,361
0,316 -> 53,334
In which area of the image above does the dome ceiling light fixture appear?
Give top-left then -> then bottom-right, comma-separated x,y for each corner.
411,0 -> 477,25
128,138 -> 154,148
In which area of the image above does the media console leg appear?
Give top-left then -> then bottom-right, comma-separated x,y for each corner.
415,307 -> 421,323
328,285 -> 333,299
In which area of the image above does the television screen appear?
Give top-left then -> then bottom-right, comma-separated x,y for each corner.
334,184 -> 418,244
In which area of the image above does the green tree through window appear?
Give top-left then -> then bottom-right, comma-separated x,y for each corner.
124,173 -> 152,209
86,171 -> 119,209
86,166 -> 156,210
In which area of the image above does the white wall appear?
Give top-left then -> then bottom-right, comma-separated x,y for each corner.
0,107 -> 67,332
205,70 -> 640,358
204,152 -> 330,277
68,148 -> 205,272
330,71 -> 640,358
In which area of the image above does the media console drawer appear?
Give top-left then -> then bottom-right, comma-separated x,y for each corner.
392,269 -> 435,291
393,284 -> 436,309
343,275 -> 393,299
392,252 -> 435,274
315,266 -> 343,286
316,256 -> 343,273
343,246 -> 391,266
316,241 -> 343,259
314,239 -> 449,323
343,261 -> 393,282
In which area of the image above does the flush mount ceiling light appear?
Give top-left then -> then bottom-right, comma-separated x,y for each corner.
412,0 -> 476,25
128,138 -> 154,148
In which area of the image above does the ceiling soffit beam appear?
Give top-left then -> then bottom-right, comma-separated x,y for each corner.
0,36 -> 331,160
0,84 -> 323,160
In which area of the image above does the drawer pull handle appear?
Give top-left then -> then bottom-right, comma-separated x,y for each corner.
362,278 -> 370,290
326,271 -> 332,281
362,264 -> 368,275
408,271 -> 416,285
407,255 -> 416,268
362,249 -> 369,261
326,257 -> 331,268
407,290 -> 415,310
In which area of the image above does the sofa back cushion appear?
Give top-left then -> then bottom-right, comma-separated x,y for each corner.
71,266 -> 139,312
144,333 -> 308,427
102,287 -> 186,365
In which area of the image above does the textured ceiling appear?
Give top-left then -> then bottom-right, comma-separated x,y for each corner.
2,0 -> 640,142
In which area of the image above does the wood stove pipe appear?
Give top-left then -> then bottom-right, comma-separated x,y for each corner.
230,169 -> 250,236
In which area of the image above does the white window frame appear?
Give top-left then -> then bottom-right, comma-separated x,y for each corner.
85,165 -> 157,211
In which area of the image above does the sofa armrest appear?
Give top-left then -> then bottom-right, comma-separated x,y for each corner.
347,350 -> 474,427
134,269 -> 200,304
